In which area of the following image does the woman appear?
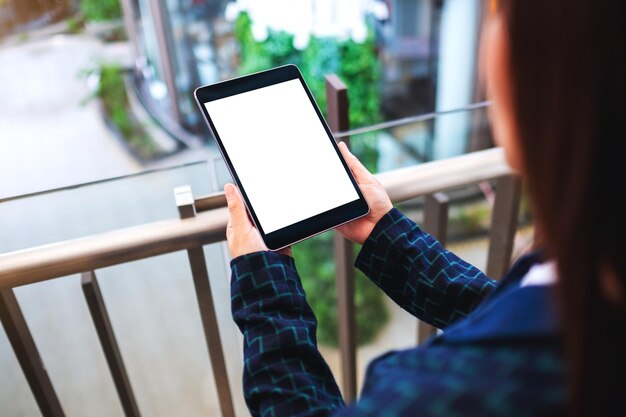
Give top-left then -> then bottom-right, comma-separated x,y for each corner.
224,1 -> 626,416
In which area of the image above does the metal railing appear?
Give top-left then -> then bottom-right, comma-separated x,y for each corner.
333,100 -> 492,139
0,76 -> 519,417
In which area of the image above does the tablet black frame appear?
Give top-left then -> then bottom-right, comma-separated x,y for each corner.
194,65 -> 369,250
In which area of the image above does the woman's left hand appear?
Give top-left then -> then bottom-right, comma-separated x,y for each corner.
224,183 -> 292,258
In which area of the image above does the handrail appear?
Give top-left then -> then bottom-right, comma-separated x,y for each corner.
0,161 -> 206,204
0,147 -> 512,290
334,101 -> 492,138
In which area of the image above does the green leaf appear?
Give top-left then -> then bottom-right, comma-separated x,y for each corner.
81,0 -> 122,21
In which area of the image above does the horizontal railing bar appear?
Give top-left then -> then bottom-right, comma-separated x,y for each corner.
195,192 -> 227,213
334,101 -> 492,139
0,207 -> 229,289
378,147 -> 511,203
0,148 -> 512,289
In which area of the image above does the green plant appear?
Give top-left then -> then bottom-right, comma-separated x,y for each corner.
80,0 -> 122,22
82,63 -> 157,159
234,11 -> 381,138
17,31 -> 29,42
66,16 -> 85,34
336,34 -> 382,130
453,204 -> 490,235
292,232 -> 389,347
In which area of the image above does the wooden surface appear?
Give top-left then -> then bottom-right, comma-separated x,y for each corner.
0,207 -> 229,289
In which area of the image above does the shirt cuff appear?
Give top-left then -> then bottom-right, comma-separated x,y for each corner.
230,250 -> 296,277
355,207 -> 420,275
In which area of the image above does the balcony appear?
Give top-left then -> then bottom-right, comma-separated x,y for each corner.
0,76 -> 523,417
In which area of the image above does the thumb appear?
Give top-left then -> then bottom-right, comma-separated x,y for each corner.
338,141 -> 373,183
224,183 -> 250,227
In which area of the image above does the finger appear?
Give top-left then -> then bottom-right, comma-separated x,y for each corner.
224,183 -> 251,228
338,141 -> 373,182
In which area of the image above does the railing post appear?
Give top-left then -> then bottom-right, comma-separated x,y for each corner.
174,185 -> 235,417
326,74 -> 357,402
81,271 -> 141,417
423,193 -> 450,246
486,175 -> 522,279
0,289 -> 65,417
418,193 -> 450,343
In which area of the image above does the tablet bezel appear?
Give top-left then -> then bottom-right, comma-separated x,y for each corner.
194,65 -> 369,250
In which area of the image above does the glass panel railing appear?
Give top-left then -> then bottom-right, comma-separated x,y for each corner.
0,162 -> 213,252
343,102 -> 492,174
207,102 -> 493,190
335,101 -> 491,139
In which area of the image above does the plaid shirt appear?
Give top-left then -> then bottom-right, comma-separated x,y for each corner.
231,208 -> 565,417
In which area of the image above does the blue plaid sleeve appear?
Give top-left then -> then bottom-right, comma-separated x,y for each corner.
231,251 -> 345,417
355,208 -> 497,329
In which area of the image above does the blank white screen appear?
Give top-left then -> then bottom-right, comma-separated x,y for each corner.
205,79 -> 359,233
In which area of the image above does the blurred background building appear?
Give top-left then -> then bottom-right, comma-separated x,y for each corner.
124,0 -> 485,160
0,0 -> 489,189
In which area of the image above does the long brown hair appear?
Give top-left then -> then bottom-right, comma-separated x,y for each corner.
497,1 -> 626,415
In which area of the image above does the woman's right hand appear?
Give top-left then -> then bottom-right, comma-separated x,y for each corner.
335,142 -> 393,245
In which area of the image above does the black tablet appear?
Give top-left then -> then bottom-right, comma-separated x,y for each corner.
194,65 -> 369,251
